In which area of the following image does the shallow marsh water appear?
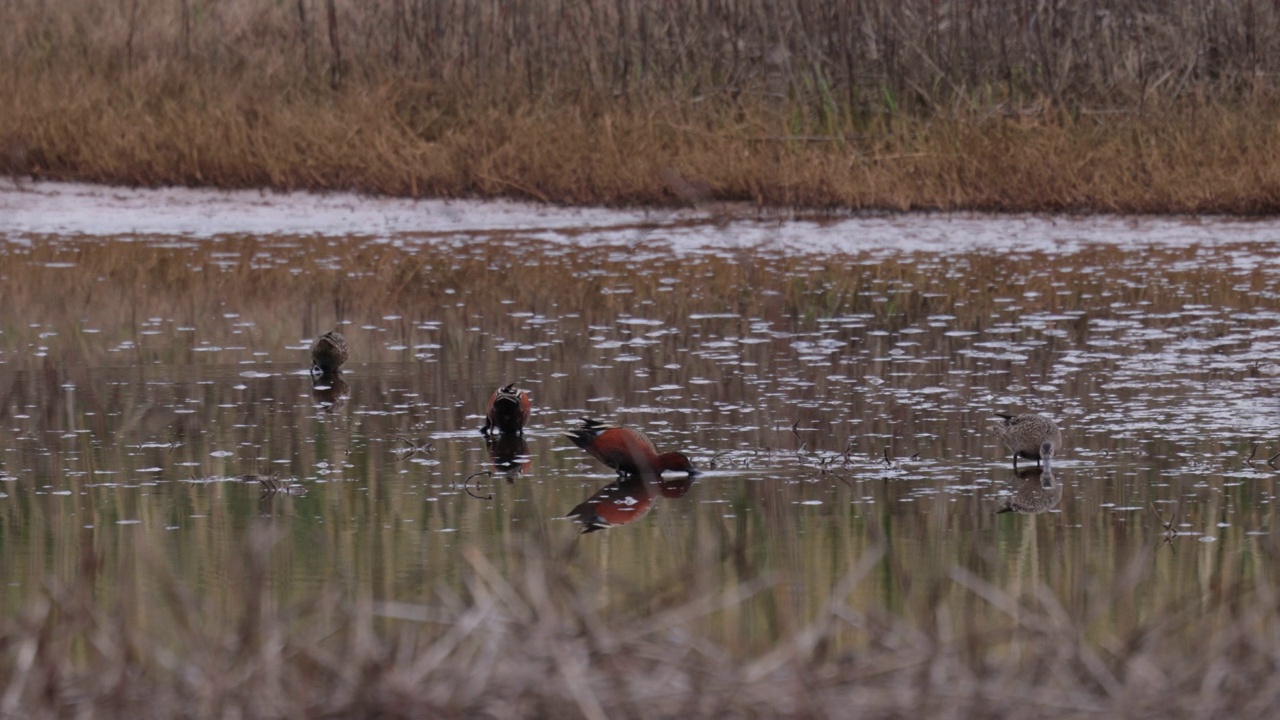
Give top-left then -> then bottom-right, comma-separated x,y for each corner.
2,182 -> 1279,650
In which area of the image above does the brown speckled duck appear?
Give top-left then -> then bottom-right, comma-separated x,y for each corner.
992,413 -> 1061,469
310,330 -> 348,376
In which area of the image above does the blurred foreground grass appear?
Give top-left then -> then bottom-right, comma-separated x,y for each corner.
5,527 -> 1280,718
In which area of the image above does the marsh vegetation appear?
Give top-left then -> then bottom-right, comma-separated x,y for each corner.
6,1 -> 1280,210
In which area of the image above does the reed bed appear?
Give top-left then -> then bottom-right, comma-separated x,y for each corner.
6,1 -> 1280,211
3,529 -> 1280,719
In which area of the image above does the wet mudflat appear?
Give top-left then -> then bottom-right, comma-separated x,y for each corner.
2,183 -> 1280,655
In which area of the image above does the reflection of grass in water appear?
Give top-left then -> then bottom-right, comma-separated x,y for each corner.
4,528 -> 1276,716
1,237 -> 1275,366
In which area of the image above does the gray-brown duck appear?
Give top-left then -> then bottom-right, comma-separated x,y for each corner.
992,413 -> 1061,469
310,330 -> 348,376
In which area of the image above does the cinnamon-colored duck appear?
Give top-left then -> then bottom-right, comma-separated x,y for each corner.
563,418 -> 698,477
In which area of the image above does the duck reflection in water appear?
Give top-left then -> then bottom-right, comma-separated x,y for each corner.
997,466 -> 1063,515
311,372 -> 349,411
567,473 -> 696,533
486,433 -> 530,483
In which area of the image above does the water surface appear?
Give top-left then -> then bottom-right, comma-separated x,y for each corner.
2,182 -> 1279,648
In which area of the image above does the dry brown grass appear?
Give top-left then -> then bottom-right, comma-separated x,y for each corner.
6,1 -> 1280,211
